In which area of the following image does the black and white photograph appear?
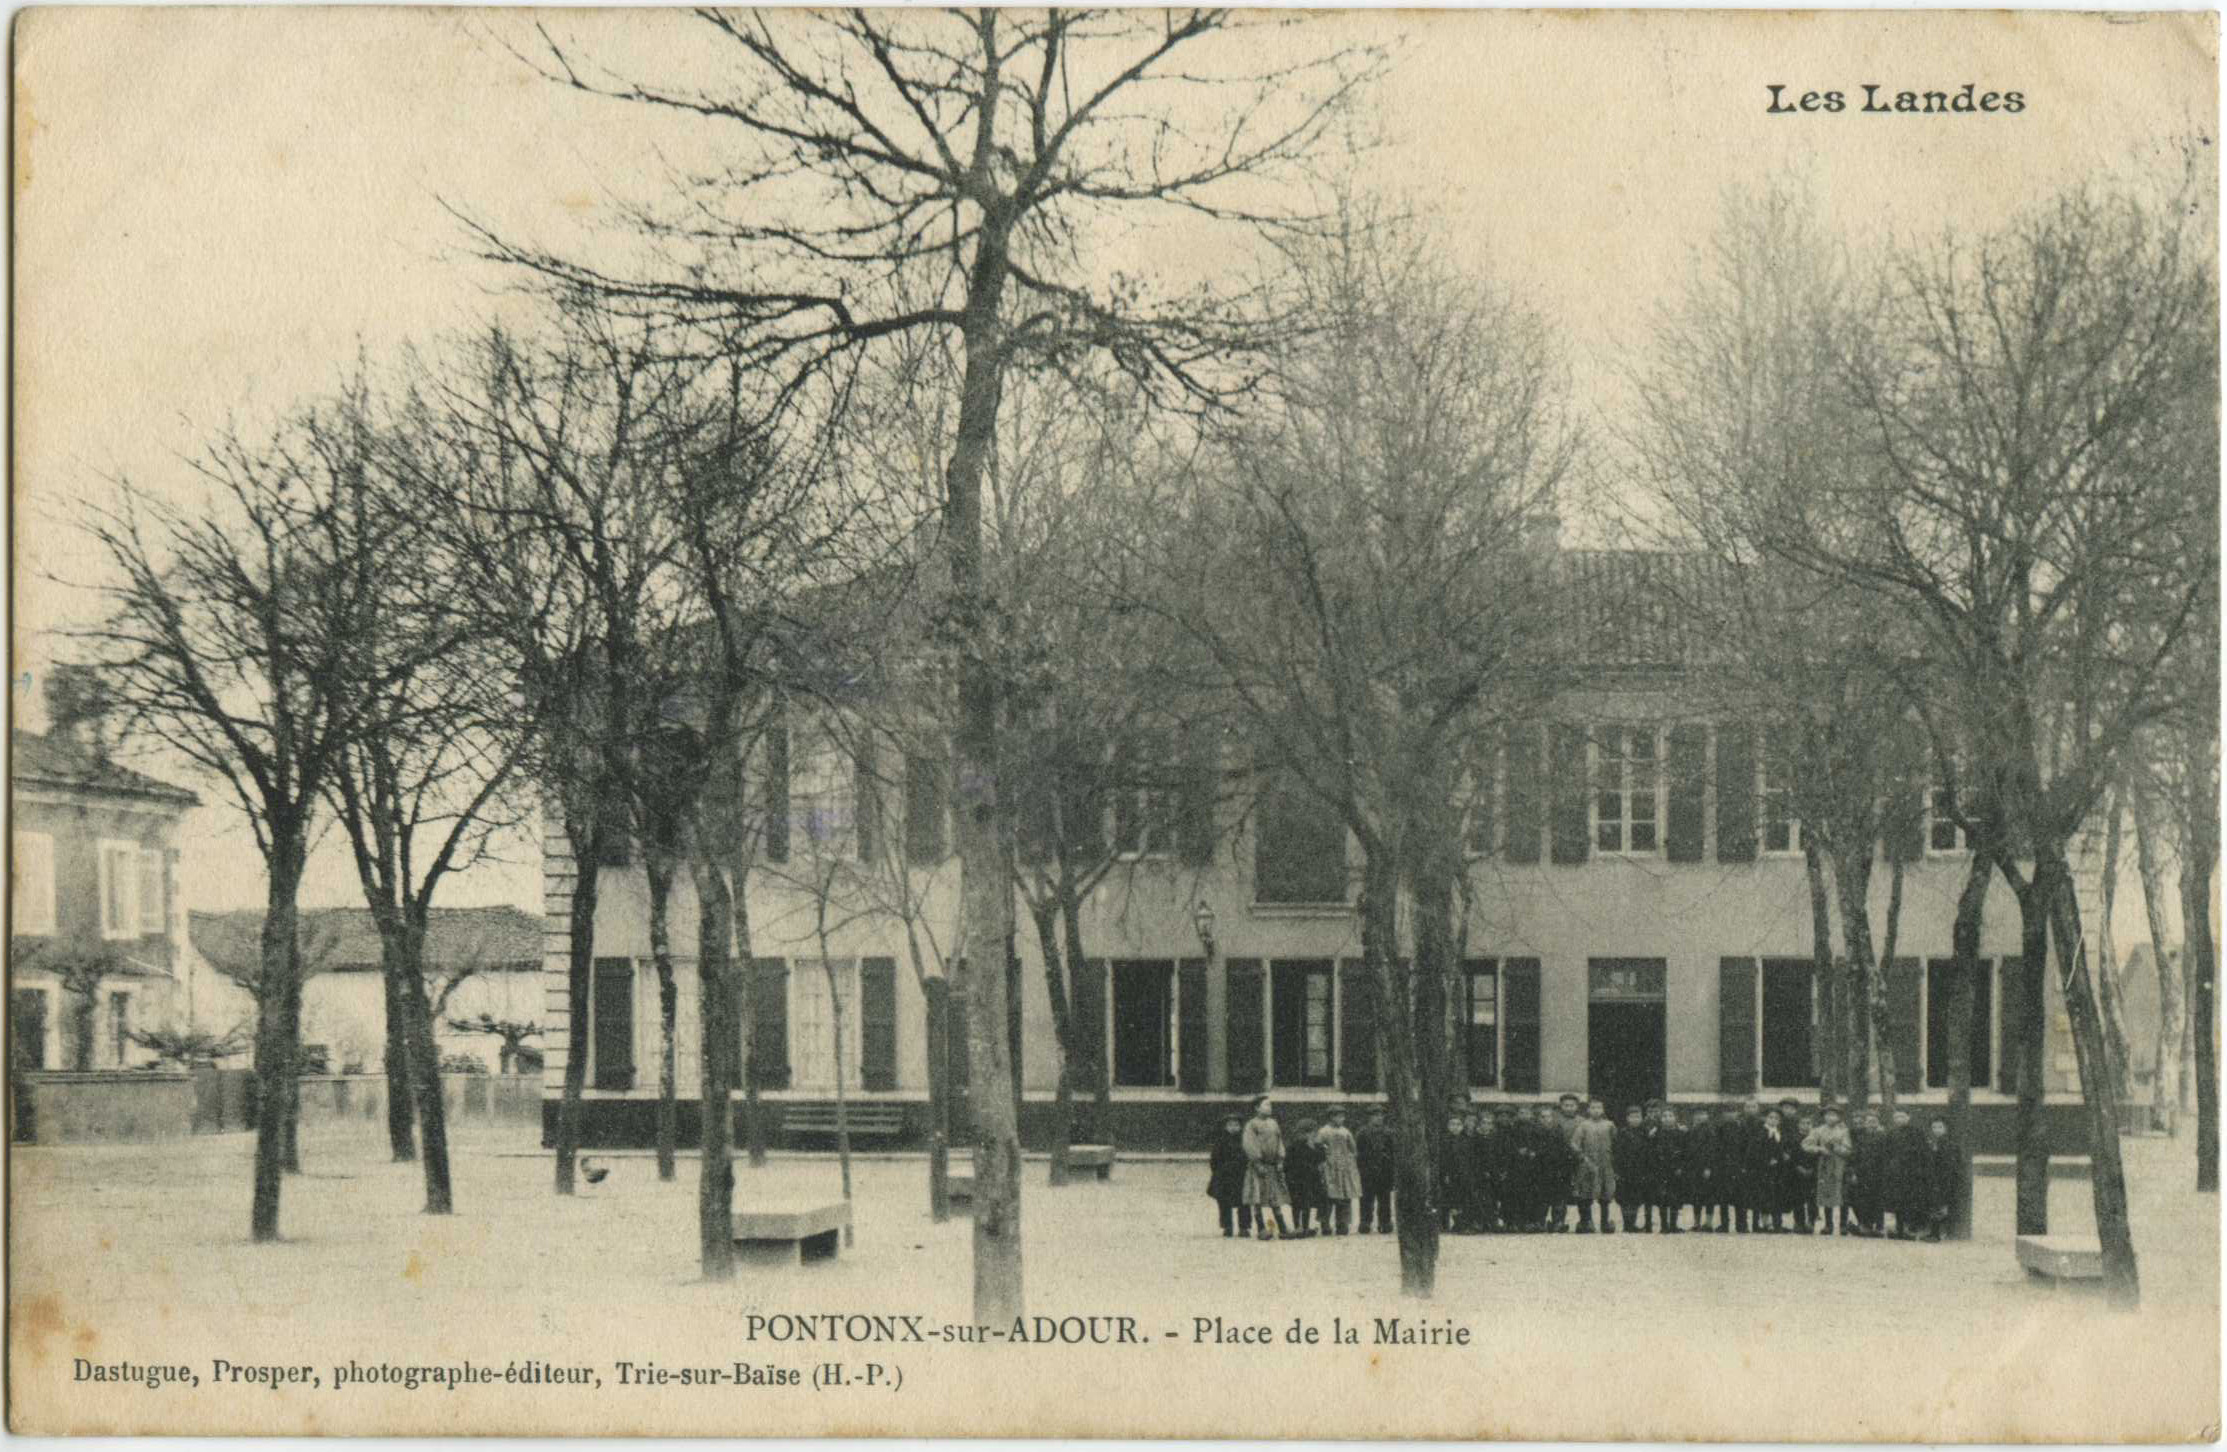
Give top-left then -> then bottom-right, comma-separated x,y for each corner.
7,7 -> 2221,1439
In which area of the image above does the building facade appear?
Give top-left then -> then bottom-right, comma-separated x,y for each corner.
9,727 -> 199,1072
540,562 -> 2096,1154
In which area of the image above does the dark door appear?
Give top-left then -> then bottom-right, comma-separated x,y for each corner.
1271,960 -> 1335,1087
1111,961 -> 1173,1087
11,990 -> 47,1070
1587,1000 -> 1665,1117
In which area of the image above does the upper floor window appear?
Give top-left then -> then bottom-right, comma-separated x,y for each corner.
97,840 -> 141,940
1759,727 -> 1802,855
1594,726 -> 1661,854
1254,772 -> 1347,906
137,850 -> 166,934
1112,729 -> 1176,858
1928,776 -> 1970,854
1463,734 -> 1498,857
12,831 -> 55,937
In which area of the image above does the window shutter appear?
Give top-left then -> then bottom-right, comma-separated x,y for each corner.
1548,725 -> 1589,865
13,832 -> 55,936
1060,733 -> 1106,863
1666,725 -> 1706,863
1465,734 -> 1496,857
853,740 -> 880,864
1503,725 -> 1541,865
1884,724 -> 1927,864
1337,958 -> 1378,1093
860,956 -> 898,1091
750,958 -> 790,1089
1177,958 -> 1208,1092
763,725 -> 791,864
591,957 -> 635,1090
136,850 -> 165,934
905,753 -> 947,864
1225,958 -> 1266,1094
1069,959 -> 1106,1093
1888,956 -> 1923,1093
1502,958 -> 1542,1093
1715,726 -> 1757,863
1178,731 -> 1217,867
1719,956 -> 1757,1094
944,970 -> 972,1103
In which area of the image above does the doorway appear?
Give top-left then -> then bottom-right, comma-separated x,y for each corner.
1587,1000 -> 1666,1118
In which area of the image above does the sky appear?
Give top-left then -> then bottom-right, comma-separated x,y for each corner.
10,8 -> 2217,914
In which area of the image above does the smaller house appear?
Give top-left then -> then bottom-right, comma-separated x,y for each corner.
186,906 -> 546,1075
10,724 -> 199,1072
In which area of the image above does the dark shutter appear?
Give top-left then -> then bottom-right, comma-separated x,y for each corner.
860,956 -> 898,1091
1465,734 -> 1495,857
763,725 -> 791,864
945,972 -> 972,1100
1177,958 -> 1208,1092
1716,726 -> 1757,863
1060,733 -> 1106,863
1070,959 -> 1106,1094
1502,958 -> 1542,1094
1888,956 -> 1923,1094
853,740 -> 879,865
1178,730 -> 1217,867
1884,724 -> 1927,865
591,957 -> 635,1090
1549,724 -> 1589,865
905,753 -> 947,863
594,797 -> 634,869
1504,724 -> 1541,865
1666,724 -> 1706,863
1719,956 -> 1758,1094
1225,958 -> 1265,1094
750,957 -> 790,1090
1760,958 -> 1816,1087
1338,958 -> 1378,1093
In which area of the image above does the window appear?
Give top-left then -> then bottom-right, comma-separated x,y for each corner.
1925,958 -> 1995,1088
1759,958 -> 1818,1088
1110,960 -> 1175,1087
790,958 -> 861,1092
1594,727 -> 1662,854
1270,959 -> 1335,1087
1463,736 -> 1498,857
12,832 -> 55,937
1112,730 -> 1175,858
792,729 -> 857,860
110,991 -> 131,1067
1462,963 -> 1499,1087
97,840 -> 140,940
137,850 -> 166,934
1254,777 -> 1347,905
1759,727 -> 1801,855
1928,777 -> 1969,854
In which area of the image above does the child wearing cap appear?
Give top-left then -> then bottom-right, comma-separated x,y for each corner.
1208,1113 -> 1252,1237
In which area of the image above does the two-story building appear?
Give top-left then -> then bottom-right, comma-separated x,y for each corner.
10,726 -> 199,1072
539,550 -> 2092,1154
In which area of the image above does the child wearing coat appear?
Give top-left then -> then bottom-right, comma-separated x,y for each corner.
1208,1114 -> 1252,1237
1316,1108 -> 1363,1236
1356,1107 -> 1396,1235
1612,1103 -> 1653,1232
1573,1099 -> 1618,1233
1288,1117 -> 1329,1237
1242,1096 -> 1295,1241
1803,1105 -> 1853,1236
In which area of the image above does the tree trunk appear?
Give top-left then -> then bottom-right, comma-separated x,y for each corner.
1832,847 -> 1896,1110
381,960 -> 416,1161
1061,893 -> 1109,1143
729,847 -> 768,1170
645,851 -> 680,1183
924,973 -> 952,1221
250,834 -> 308,1242
401,919 -> 454,1215
555,820 -> 600,1197
2044,853 -> 2139,1307
1032,901 -> 1077,1187
1408,815 -> 1459,1204
689,847 -> 737,1280
69,997 -> 95,1073
282,1068 -> 302,1175
2094,786 -> 2131,1101
1364,853 -> 1437,1297
1804,842 -> 1840,1099
2132,785 -> 2184,1134
2181,832 -> 2219,1193
1944,851 -> 1991,1240
826,955 -> 855,1246
2004,868 -> 2053,1235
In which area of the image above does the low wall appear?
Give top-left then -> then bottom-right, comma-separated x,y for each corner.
17,1071 -> 195,1144
188,1070 -> 544,1133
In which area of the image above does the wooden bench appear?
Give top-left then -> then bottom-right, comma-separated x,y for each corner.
1974,1155 -> 2093,1180
780,1103 -> 906,1141
1063,1144 -> 1115,1181
2016,1234 -> 2103,1284
733,1202 -> 851,1266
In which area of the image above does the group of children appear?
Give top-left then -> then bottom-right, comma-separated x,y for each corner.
1439,1093 -> 1963,1239
1209,1091 -> 1965,1243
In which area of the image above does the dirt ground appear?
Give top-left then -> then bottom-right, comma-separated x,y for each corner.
9,1123 -> 2218,1439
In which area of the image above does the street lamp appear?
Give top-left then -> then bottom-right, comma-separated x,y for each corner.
1191,899 -> 1217,957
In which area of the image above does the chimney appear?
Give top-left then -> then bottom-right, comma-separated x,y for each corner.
46,664 -> 116,761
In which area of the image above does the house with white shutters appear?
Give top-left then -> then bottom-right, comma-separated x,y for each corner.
538,549 -> 2093,1154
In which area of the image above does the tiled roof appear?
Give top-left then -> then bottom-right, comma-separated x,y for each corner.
187,905 -> 543,975
1552,549 -> 1733,669
12,730 -> 200,806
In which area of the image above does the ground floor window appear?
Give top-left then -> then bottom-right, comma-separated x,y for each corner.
791,958 -> 862,1092
10,987 -> 49,1070
1110,959 -> 1174,1087
1760,958 -> 1818,1088
1271,959 -> 1334,1088
1925,957 -> 1995,1089
1462,963 -> 1498,1087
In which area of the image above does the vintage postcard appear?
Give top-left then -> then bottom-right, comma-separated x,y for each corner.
9,6 -> 2221,1441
